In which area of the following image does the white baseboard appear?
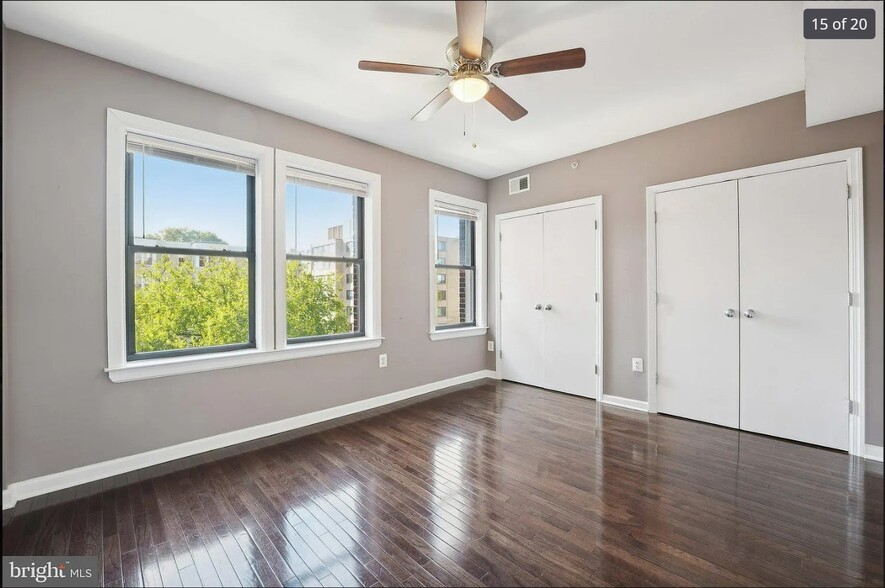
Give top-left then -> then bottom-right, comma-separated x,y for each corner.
601,394 -> 649,412
866,444 -> 884,462
3,489 -> 15,510
2,369 -> 496,510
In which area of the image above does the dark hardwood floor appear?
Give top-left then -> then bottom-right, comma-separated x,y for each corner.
3,379 -> 883,587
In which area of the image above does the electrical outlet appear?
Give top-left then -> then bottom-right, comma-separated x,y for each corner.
632,358 -> 644,373
379,354 -> 388,368
487,341 -> 495,352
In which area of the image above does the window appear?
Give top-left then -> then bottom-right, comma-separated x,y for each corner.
428,190 -> 487,341
284,170 -> 364,343
125,133 -> 256,359
273,148 -> 382,355
107,110 -> 382,382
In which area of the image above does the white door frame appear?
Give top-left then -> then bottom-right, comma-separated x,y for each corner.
645,148 -> 865,456
494,195 -> 604,399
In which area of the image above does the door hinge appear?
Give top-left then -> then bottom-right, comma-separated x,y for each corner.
594,220 -> 598,230
499,232 -> 502,242
595,292 -> 599,302
654,292 -> 658,304
848,399 -> 854,414
499,350 -> 502,359
594,364 -> 598,375
500,291 -> 503,300
655,373 -> 659,384
654,211 -> 657,223
847,184 -> 851,199
848,292 -> 853,306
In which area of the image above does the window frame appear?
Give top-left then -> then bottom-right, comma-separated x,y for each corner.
428,189 -> 488,341
123,146 -> 258,361
274,149 -> 382,351
282,175 -> 364,344
105,110 -> 382,383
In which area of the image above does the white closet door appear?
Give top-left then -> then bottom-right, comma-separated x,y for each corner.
500,214 -> 545,388
542,205 -> 598,398
656,181 -> 740,428
738,163 -> 849,450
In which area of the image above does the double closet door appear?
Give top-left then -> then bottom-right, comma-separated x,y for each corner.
499,202 -> 599,398
656,162 -> 850,450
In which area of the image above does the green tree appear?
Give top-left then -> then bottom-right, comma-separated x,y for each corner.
134,255 -> 249,352
286,260 -> 352,339
146,227 -> 226,243
133,243 -> 352,352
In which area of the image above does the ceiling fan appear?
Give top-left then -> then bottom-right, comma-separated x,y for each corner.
358,0 -> 586,122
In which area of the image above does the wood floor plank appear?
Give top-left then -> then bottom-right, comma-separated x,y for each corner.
120,548 -> 144,588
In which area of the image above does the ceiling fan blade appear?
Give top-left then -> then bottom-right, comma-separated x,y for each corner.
491,48 -> 586,77
485,84 -> 527,121
358,61 -> 450,76
455,0 -> 487,60
412,88 -> 453,122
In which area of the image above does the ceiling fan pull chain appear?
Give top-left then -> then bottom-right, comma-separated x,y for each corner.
472,103 -> 478,149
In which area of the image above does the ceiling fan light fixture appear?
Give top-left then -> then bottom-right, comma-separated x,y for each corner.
449,73 -> 490,103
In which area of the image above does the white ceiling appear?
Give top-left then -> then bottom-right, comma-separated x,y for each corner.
3,1 -> 807,179
804,1 -> 884,127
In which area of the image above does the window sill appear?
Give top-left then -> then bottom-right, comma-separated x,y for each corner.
429,326 -> 488,342
106,337 -> 384,383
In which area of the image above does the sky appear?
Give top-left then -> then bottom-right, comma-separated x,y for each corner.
132,153 -> 356,253
436,214 -> 461,241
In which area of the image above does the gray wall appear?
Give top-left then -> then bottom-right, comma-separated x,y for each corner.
3,30 -> 490,484
486,92 -> 884,446
2,27 -> 9,491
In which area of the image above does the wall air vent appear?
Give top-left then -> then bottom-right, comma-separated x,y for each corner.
508,174 -> 530,195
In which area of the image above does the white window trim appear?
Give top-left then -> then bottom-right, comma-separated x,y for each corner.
274,149 -> 382,349
428,189 -> 488,341
105,110 -> 382,382
105,338 -> 384,383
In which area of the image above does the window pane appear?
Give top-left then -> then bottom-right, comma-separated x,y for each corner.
133,253 -> 250,352
287,179 -> 360,258
286,259 -> 360,339
435,213 -> 474,266
131,151 -> 250,252
434,268 -> 474,327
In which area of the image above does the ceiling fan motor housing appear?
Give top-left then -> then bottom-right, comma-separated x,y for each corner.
446,37 -> 494,73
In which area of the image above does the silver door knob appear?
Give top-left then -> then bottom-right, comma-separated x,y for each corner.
545,304 -> 553,311
743,309 -> 756,318
534,304 -> 542,310
724,309 -> 735,318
